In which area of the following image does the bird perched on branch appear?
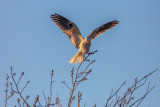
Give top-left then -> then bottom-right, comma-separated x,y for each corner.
51,13 -> 119,64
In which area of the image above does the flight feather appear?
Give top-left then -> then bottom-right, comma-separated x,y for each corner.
51,13 -> 83,49
88,20 -> 119,41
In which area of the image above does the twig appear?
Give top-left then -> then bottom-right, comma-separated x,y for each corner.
17,72 -> 24,85
105,81 -> 126,107
129,82 -> 155,107
5,74 -> 9,107
77,60 -> 95,78
49,70 -> 54,104
75,69 -> 92,89
22,95 -> 29,107
67,50 -> 97,107
130,69 -> 158,90
125,78 -> 137,107
10,66 -> 30,107
105,69 -> 158,107
55,92 -> 62,107
37,100 -> 43,107
33,95 -> 39,107
62,80 -> 71,91
78,92 -> 82,107
42,90 -> 47,105
71,68 -> 74,85
20,81 -> 30,93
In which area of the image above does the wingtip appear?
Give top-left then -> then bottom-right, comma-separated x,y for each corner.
50,13 -> 60,18
113,20 -> 119,24
50,14 -> 55,18
51,13 -> 58,15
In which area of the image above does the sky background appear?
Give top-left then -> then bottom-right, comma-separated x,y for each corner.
0,0 -> 160,106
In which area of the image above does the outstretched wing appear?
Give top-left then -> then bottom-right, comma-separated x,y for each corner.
87,20 -> 119,41
51,13 -> 83,49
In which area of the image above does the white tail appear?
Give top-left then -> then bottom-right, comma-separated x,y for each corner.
69,51 -> 84,64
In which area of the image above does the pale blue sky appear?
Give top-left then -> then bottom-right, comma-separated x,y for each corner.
0,0 -> 160,106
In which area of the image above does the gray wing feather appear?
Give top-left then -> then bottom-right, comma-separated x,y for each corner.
88,20 -> 119,41
51,13 -> 83,49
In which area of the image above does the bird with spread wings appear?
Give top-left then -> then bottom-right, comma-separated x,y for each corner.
51,13 -> 119,64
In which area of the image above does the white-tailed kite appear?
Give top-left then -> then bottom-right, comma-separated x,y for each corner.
51,13 -> 119,64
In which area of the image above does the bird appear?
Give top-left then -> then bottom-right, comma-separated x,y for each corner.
51,13 -> 119,64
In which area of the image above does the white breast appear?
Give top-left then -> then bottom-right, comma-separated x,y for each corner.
79,38 -> 91,53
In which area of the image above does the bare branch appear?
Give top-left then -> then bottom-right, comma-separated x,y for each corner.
67,50 -> 97,107
62,80 -> 71,91
33,95 -> 39,107
71,67 -> 74,85
20,81 -> 30,94
49,70 -> 54,104
22,95 -> 29,107
5,74 -> 9,107
105,69 -> 158,107
4,52 -> 157,107
17,98 -> 21,107
78,92 -> 82,107
129,82 -> 155,107
55,92 -> 62,107
10,66 -> 30,107
17,72 -> 24,85
125,78 -> 137,106
105,81 -> 126,107
42,90 -> 47,105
